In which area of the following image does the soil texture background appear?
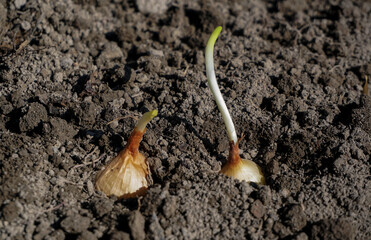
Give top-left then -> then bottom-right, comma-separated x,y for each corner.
0,0 -> 370,239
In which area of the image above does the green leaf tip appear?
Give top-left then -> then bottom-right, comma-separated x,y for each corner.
149,109 -> 158,117
143,109 -> 158,121
136,110 -> 158,132
206,26 -> 222,51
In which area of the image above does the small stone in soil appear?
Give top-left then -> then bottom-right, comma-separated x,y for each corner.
2,201 -> 19,222
19,103 -> 48,132
77,230 -> 98,240
93,198 -> 114,217
250,199 -> 265,218
110,231 -> 131,240
128,211 -> 146,240
60,214 -> 91,234
283,204 -> 307,232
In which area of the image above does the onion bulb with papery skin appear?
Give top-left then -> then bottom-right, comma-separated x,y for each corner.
205,26 -> 265,184
95,110 -> 157,199
221,140 -> 265,184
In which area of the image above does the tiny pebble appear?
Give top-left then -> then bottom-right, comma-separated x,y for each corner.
53,72 -> 63,82
21,21 -> 31,31
60,57 -> 73,69
14,0 -> 26,9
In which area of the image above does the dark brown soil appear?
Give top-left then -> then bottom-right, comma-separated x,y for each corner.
0,0 -> 370,239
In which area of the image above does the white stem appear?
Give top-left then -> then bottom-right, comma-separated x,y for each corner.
136,110 -> 158,132
205,26 -> 238,144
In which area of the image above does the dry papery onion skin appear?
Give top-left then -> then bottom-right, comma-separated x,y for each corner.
95,110 -> 157,199
220,141 -> 266,185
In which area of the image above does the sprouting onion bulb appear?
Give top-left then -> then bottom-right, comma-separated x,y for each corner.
205,26 -> 265,184
95,110 -> 158,198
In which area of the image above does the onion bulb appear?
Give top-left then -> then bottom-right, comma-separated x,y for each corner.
205,26 -> 265,184
220,139 -> 265,184
95,110 -> 157,198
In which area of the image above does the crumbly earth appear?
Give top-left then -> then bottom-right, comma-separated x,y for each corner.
0,0 -> 370,239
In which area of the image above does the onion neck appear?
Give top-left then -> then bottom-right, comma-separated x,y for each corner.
228,141 -> 242,165
125,128 -> 145,158
123,110 -> 157,158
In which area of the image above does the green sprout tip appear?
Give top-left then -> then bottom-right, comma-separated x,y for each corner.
136,110 -> 158,132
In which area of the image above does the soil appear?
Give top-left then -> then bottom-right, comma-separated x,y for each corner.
0,0 -> 370,239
